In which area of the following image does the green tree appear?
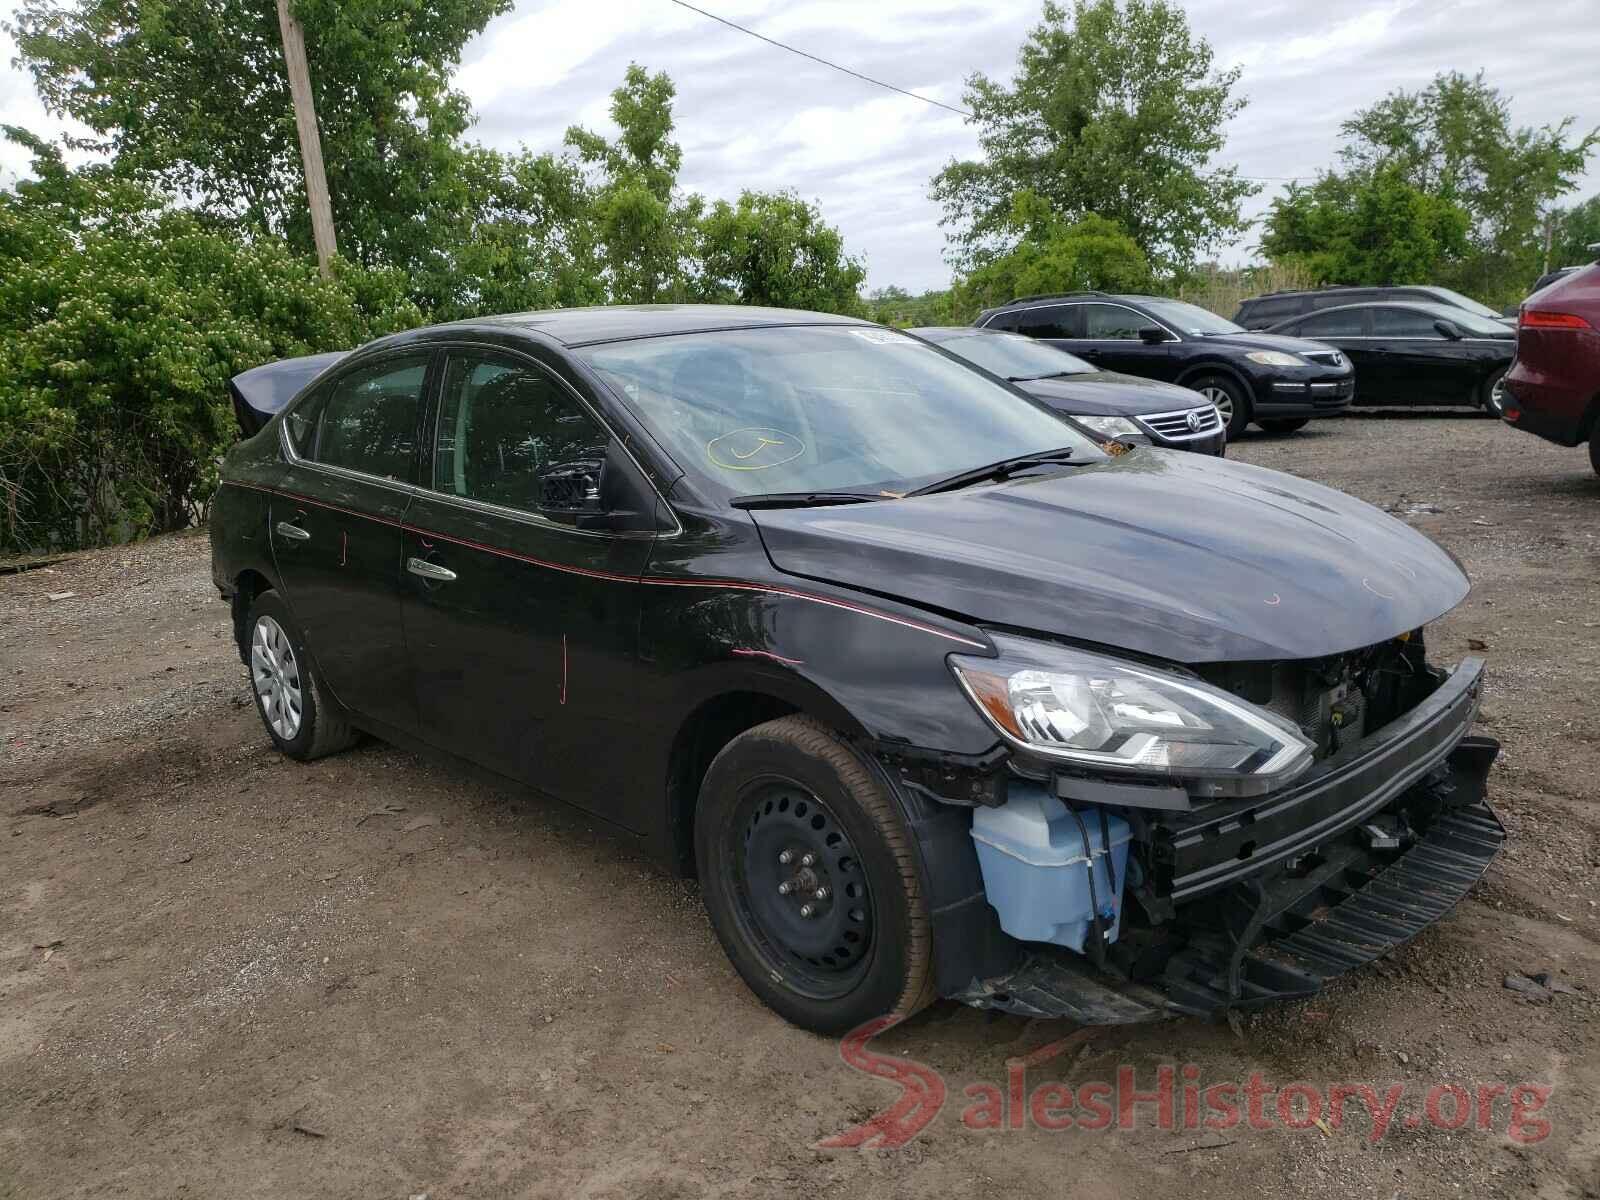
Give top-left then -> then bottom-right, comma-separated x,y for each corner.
8,0 -> 511,276
419,142 -> 605,320
950,195 -> 1150,317
1327,71 -> 1597,300
565,65 -> 702,303
1548,194 -> 1600,269
696,191 -> 866,314
1260,165 -> 1472,287
0,131 -> 420,553
931,0 -> 1255,275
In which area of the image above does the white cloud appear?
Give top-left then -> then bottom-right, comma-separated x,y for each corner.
3,0 -> 1598,291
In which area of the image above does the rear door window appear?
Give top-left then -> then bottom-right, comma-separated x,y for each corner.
310,354 -> 430,481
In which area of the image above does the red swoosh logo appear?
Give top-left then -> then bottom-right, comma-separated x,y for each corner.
814,1017 -> 946,1149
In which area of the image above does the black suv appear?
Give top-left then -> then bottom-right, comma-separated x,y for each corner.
977,292 -> 1353,437
1235,285 -> 1513,331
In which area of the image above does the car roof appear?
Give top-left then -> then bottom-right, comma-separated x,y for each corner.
1243,285 -> 1436,305
1272,300 -> 1514,333
976,293 -> 1169,322
430,303 -> 874,347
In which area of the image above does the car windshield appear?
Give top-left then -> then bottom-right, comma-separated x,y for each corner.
1426,288 -> 1501,319
1408,302 -> 1512,336
1137,300 -> 1244,336
931,331 -> 1095,379
581,325 -> 1105,498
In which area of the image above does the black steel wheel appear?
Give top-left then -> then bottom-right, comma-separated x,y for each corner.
694,715 -> 935,1033
731,780 -> 874,998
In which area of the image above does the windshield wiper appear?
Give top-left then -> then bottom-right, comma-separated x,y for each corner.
1007,371 -> 1086,382
730,491 -> 885,510
906,448 -> 1082,497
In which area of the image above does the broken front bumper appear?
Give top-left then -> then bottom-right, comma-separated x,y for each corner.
951,658 -> 1501,1023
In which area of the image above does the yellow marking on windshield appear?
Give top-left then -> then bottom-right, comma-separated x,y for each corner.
707,427 -> 806,471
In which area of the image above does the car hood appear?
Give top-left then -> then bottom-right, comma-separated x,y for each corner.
751,452 -> 1468,664
1019,371 -> 1204,417
1197,330 -> 1343,356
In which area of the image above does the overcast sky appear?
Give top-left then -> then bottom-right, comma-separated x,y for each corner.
4,0 -> 1598,291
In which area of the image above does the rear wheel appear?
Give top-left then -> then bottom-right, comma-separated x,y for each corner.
1191,373 -> 1252,439
1259,418 -> 1310,434
1589,437 -> 1599,477
1481,367 -> 1509,417
244,591 -> 356,761
694,716 -> 935,1034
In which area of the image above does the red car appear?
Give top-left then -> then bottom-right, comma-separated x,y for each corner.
1502,258 -> 1600,474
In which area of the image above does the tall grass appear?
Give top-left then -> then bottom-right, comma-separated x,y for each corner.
1176,261 -> 1319,319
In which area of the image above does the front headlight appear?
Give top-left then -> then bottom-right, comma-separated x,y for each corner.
1073,415 -> 1142,438
1245,350 -> 1305,367
951,636 -> 1314,792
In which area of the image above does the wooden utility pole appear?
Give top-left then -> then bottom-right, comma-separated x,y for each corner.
276,0 -> 337,277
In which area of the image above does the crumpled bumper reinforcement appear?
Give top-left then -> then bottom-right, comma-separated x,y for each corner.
952,738 -> 1503,1023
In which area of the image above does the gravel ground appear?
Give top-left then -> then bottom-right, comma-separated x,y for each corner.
1,411 -> 1596,1199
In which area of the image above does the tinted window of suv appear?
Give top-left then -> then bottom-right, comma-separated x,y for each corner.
310,353 -> 429,480
1014,306 -> 1078,338
1241,297 -> 1296,324
1080,303 -> 1145,339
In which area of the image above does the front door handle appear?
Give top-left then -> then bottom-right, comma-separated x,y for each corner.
406,557 -> 457,583
275,520 -> 311,542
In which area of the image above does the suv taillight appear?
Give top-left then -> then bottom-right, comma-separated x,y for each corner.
1520,309 -> 1593,331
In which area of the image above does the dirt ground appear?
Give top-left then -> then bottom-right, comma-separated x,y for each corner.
2,412 -> 1597,1200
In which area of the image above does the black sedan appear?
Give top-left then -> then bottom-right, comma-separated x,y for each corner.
910,326 -> 1225,454
213,304 -> 1502,1034
975,292 -> 1354,437
1266,302 -> 1515,414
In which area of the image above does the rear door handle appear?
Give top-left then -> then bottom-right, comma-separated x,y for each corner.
406,557 -> 457,583
275,521 -> 310,542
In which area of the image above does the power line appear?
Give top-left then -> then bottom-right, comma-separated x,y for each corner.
665,2 -> 1315,184
666,0 -> 972,119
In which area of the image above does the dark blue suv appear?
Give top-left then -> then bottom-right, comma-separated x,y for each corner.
977,292 -> 1354,437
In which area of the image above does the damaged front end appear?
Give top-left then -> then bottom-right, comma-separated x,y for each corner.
919,632 -> 1502,1023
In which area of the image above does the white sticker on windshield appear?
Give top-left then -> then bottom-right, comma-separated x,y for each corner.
849,329 -> 920,346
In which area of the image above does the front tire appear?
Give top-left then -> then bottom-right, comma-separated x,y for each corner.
694,716 -> 936,1034
1589,437 -> 1599,477
244,591 -> 356,761
1191,373 -> 1252,438
1259,418 -> 1310,434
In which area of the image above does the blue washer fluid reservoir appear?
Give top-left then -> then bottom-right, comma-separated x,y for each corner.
970,785 -> 1132,953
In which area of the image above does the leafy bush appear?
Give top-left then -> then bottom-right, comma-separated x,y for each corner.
947,197 -> 1151,320
0,138 -> 420,554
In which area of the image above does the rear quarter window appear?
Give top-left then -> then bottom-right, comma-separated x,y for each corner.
1244,298 -> 1299,325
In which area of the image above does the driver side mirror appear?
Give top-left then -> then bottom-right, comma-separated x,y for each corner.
539,458 -> 605,514
539,453 -> 658,533
1433,319 -> 1463,340
1137,325 -> 1170,344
